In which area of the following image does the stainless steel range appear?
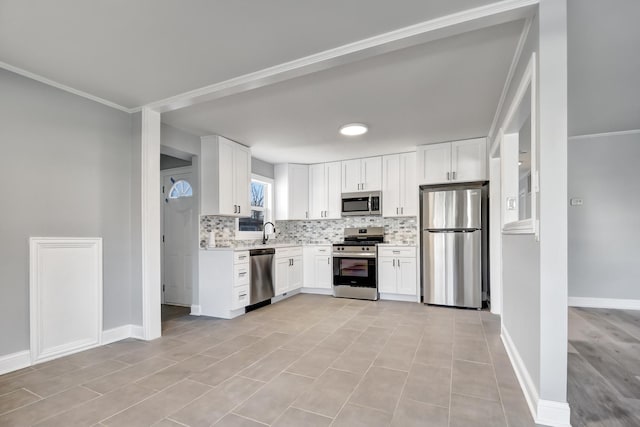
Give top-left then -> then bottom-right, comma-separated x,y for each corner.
332,227 -> 384,301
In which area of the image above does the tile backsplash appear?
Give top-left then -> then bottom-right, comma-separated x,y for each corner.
200,215 -> 418,248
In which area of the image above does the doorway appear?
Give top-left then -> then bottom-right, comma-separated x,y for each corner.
161,165 -> 196,307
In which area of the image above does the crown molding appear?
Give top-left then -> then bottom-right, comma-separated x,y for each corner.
0,60 -> 133,113
568,128 -> 640,141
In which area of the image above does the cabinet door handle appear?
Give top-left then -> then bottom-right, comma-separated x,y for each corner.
397,259 -> 400,267
239,271 -> 247,276
452,171 -> 456,180
446,172 -> 450,181
327,257 -> 330,264
306,211 -> 309,219
401,207 -> 404,214
238,205 -> 241,214
239,293 -> 247,298
393,259 -> 395,267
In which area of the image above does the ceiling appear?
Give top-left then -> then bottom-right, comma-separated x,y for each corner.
162,21 -> 524,164
568,0 -> 640,136
0,0 -> 499,109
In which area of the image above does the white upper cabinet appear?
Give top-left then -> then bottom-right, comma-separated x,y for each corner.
382,152 -> 417,217
275,164 -> 309,220
417,138 -> 486,185
309,162 -> 341,219
342,156 -> 382,192
200,135 -> 251,217
451,138 -> 487,183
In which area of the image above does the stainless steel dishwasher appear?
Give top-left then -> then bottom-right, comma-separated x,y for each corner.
249,248 -> 275,305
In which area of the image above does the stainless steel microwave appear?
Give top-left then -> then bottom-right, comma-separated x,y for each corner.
341,192 -> 382,216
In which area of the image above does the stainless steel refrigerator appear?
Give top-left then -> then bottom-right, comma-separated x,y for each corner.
421,184 -> 487,309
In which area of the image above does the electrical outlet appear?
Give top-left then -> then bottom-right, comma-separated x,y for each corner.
570,198 -> 583,206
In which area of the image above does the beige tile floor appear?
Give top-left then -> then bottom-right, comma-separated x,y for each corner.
0,294 -> 538,426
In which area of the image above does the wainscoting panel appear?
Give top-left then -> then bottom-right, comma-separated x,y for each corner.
29,237 -> 103,364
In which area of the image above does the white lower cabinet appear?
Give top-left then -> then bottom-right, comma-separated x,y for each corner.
303,245 -> 332,291
377,246 -> 417,297
199,249 -> 251,319
275,247 -> 303,296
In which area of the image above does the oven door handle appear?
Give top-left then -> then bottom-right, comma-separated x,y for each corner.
332,253 -> 376,259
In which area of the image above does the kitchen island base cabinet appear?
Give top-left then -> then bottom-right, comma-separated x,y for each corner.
377,246 -> 418,301
198,250 -> 250,319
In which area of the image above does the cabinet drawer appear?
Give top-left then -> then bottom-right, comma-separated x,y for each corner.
312,246 -> 331,255
234,251 -> 249,264
234,264 -> 250,286
231,285 -> 250,310
276,246 -> 302,258
378,246 -> 416,258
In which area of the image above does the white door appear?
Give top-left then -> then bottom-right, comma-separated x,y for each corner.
342,159 -> 361,192
308,163 -> 326,219
417,143 -> 452,185
451,138 -> 487,182
314,254 -> 333,289
378,258 -> 397,293
397,257 -> 417,295
289,256 -> 303,291
325,162 -> 342,219
361,156 -> 382,191
234,145 -> 251,217
162,170 -> 195,306
289,164 -> 309,220
382,154 -> 401,217
400,152 -> 418,217
275,257 -> 289,295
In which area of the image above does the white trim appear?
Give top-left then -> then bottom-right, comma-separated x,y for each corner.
488,16 -> 534,148
190,305 -> 202,316
146,0 -> 538,113
379,293 -> 420,303
101,325 -> 133,345
501,325 -> 540,420
235,174 -> 274,241
300,288 -> 333,296
141,108 -> 163,341
130,325 -> 146,340
537,400 -> 572,427
502,218 -> 535,234
29,237 -> 103,365
272,289 -> 302,303
568,128 -> 640,141
0,350 -> 31,376
568,297 -> 640,311
501,325 -> 571,427
0,61 -> 132,113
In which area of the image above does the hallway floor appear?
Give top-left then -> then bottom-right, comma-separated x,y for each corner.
0,294 -> 537,426
568,307 -> 640,427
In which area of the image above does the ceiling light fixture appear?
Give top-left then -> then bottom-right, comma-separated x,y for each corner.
339,123 -> 368,136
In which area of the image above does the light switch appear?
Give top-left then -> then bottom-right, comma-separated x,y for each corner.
570,198 -> 583,206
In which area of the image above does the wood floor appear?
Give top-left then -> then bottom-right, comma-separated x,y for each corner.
568,307 -> 640,427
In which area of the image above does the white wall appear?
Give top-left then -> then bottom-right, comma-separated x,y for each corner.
0,68 -> 135,356
569,132 -> 640,301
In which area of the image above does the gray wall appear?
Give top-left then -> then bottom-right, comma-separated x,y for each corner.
0,68 -> 135,356
160,154 -> 192,170
498,13 -> 542,393
252,157 -> 275,179
569,132 -> 640,300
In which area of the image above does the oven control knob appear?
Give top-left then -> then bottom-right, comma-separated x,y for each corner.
361,247 -> 365,251
366,247 -> 370,251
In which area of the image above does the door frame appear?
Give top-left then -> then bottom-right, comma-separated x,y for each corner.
160,166 -> 196,307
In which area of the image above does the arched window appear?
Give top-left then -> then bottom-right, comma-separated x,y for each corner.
168,180 -> 193,199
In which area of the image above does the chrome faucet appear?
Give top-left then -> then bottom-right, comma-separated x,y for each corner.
262,222 -> 276,245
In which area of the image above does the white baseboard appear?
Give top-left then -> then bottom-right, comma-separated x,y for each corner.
102,325 -> 133,345
568,297 -> 640,311
501,325 -> 572,427
190,305 -> 202,316
130,325 -> 145,340
300,288 -> 333,296
379,293 -> 420,302
272,289 -> 302,303
0,350 -> 31,376
537,400 -> 572,427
